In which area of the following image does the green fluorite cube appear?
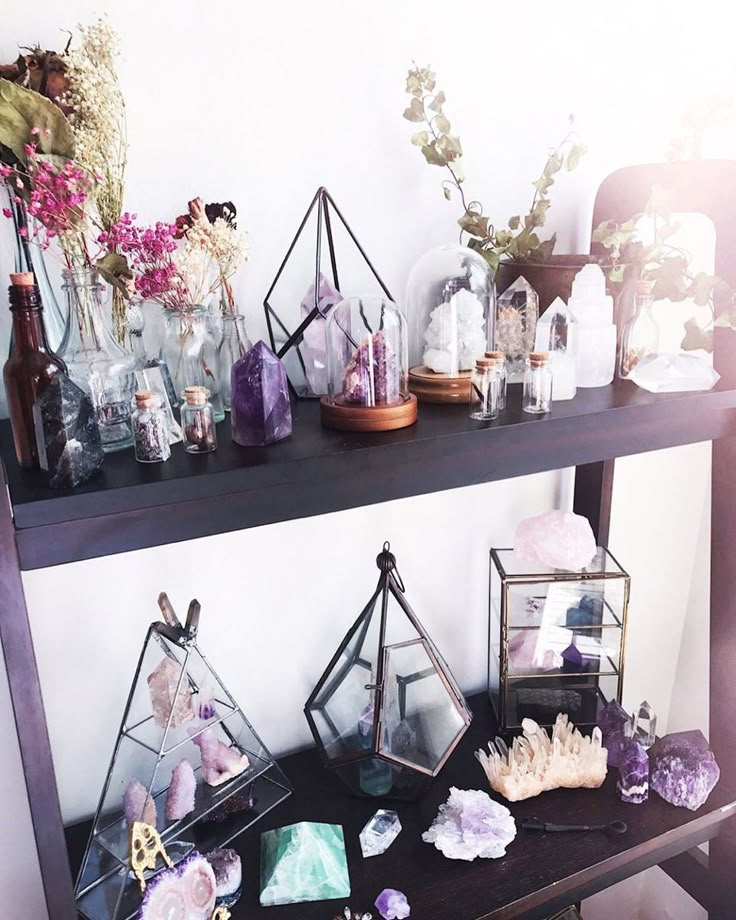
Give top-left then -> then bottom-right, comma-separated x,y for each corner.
260,821 -> 351,906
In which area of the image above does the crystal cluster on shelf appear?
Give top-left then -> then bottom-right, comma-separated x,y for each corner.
300,273 -> 342,395
344,331 -> 400,405
360,809 -> 402,857
514,510 -> 597,571
74,596 -> 290,920
205,848 -> 242,909
476,715 -> 608,802
629,353 -> 720,394
650,730 -> 720,811
136,850 -> 216,920
375,888 -> 411,920
259,822 -> 351,906
231,340 -> 293,446
597,699 -> 630,768
422,786 -> 516,860
423,288 -> 487,374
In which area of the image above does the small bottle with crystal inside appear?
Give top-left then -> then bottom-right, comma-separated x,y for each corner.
181,386 -> 217,454
469,357 -> 499,421
485,350 -> 507,411
132,391 -> 171,463
619,281 -> 660,379
523,352 -> 552,415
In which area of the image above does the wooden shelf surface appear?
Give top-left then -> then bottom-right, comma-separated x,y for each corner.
4,382 -> 736,570
65,693 -> 736,920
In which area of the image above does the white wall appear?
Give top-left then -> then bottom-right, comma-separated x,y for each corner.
1,1 -> 731,917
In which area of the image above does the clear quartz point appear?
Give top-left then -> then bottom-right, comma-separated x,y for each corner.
494,736 -> 509,759
359,809 -> 402,858
624,700 -> 657,750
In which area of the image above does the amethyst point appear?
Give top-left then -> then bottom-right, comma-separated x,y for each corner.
231,341 -> 292,446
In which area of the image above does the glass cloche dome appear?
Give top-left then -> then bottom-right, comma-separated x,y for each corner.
320,294 -> 417,431
406,245 -> 494,402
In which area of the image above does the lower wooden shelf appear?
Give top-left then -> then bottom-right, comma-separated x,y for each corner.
65,694 -> 736,920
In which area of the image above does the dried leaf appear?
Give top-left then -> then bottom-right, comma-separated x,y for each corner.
96,252 -> 133,296
428,91 -> 446,113
609,264 -> 626,283
411,130 -> 429,146
681,317 -> 713,352
442,185 -> 452,201
508,215 -> 521,231
0,80 -> 74,161
434,114 -> 451,134
402,97 -> 425,123
565,143 -> 588,171
421,142 -> 446,167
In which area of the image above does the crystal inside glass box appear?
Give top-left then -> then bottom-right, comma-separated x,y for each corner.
489,547 -> 630,733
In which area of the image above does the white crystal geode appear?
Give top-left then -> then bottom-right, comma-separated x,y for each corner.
476,714 -> 608,802
423,289 -> 486,373
421,787 -> 516,861
514,509 -> 597,571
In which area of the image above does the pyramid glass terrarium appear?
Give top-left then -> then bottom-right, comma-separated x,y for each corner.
305,543 -> 472,800
74,595 -> 291,920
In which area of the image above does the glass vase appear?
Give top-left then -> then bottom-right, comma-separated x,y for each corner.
160,307 -> 224,422
57,267 -> 136,452
619,282 -> 660,379
218,313 -> 252,412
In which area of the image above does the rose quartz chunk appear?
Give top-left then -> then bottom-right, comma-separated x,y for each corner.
514,510 -> 597,571
124,778 -> 157,828
193,728 -> 249,787
165,759 -> 197,821
148,656 -> 196,728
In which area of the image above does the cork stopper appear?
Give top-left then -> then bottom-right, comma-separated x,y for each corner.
528,351 -> 549,367
184,386 -> 209,406
10,272 -> 35,287
484,351 -> 505,364
475,357 -> 495,370
135,390 -> 161,410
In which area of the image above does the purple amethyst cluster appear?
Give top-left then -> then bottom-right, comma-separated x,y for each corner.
650,730 -> 720,811
343,332 -> 400,406
617,741 -> 649,804
597,700 -> 630,769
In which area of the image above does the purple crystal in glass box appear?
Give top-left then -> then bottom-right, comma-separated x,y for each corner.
231,341 -> 292,446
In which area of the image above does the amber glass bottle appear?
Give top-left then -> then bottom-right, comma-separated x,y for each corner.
3,272 -> 67,468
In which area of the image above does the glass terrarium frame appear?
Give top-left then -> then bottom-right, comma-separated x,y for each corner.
263,186 -> 393,398
305,543 -> 472,798
489,547 -> 630,735
74,595 -> 291,920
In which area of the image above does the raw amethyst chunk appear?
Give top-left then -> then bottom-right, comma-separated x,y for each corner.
650,730 -> 720,811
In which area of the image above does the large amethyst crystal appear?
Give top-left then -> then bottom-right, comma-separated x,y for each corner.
231,341 -> 292,447
343,331 -> 400,405
650,730 -> 720,811
597,700 -> 629,768
617,740 -> 649,804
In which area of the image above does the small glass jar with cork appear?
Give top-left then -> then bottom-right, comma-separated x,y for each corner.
484,350 -> 507,411
181,386 -> 217,454
523,352 -> 552,415
470,356 -> 499,421
131,390 -> 171,464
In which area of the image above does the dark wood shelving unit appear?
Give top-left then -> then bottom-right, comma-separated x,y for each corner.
1,161 -> 736,919
64,693 -> 736,920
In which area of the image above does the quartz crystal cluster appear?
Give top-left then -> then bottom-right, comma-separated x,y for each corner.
124,778 -> 157,828
165,759 -> 197,820
343,332 -> 399,405
259,822 -> 350,906
359,809 -> 402,857
514,510 -> 597,571
476,715 -> 608,802
650,731 -> 720,811
193,728 -> 250,787
422,289 -> 486,374
495,276 -> 539,380
205,848 -> 242,908
136,851 -> 216,920
374,888 -> 411,920
422,787 -> 516,860
147,656 -> 196,728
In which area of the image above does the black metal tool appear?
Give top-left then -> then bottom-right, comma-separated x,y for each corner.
520,817 -> 628,835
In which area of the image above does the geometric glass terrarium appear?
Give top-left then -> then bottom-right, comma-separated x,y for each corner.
406,244 -> 494,403
74,594 -> 291,920
489,547 -> 630,735
263,186 -> 394,398
305,543 -> 472,800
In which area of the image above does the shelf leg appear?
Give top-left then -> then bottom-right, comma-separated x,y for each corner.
573,459 -> 615,544
0,462 -> 76,919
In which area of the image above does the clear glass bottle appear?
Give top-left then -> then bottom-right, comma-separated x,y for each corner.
523,352 -> 553,415
3,273 -> 67,468
127,300 -> 178,408
181,386 -> 217,454
57,267 -> 136,452
160,307 -> 224,422
485,350 -> 507,411
469,357 -> 499,421
218,313 -> 252,411
619,281 -> 660,379
132,390 -> 171,464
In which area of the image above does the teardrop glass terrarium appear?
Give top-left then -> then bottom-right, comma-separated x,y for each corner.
305,543 -> 472,800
